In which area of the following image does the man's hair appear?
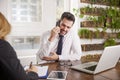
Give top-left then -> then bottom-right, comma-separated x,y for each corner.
60,12 -> 75,24
0,12 -> 11,39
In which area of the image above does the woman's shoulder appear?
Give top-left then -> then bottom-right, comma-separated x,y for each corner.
0,39 -> 11,48
0,39 -> 16,57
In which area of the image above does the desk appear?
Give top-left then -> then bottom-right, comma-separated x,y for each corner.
39,61 -> 120,80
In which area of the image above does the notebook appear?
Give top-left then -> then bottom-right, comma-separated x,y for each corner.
47,71 -> 67,80
71,45 -> 120,74
24,66 -> 48,78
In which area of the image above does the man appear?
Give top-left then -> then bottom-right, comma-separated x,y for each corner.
36,12 -> 82,64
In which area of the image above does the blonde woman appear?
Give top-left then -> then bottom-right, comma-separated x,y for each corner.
0,12 -> 38,80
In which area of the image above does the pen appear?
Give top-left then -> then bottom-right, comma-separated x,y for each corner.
29,61 -> 32,69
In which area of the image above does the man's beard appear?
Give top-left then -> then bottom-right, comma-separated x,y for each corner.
60,29 -> 67,35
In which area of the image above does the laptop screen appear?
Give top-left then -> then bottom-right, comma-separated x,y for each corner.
84,65 -> 97,71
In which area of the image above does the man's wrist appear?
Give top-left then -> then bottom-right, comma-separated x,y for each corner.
55,55 -> 59,62
57,55 -> 59,60
48,36 -> 55,42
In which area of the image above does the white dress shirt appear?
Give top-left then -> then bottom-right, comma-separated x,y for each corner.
36,29 -> 82,64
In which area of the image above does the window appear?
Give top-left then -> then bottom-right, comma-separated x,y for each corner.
11,36 -> 40,50
11,0 -> 41,22
9,0 -> 42,50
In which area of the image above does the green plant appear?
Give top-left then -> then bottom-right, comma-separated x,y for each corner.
74,0 -> 120,51
78,28 -> 92,39
81,53 -> 101,63
80,6 -> 92,14
103,38 -> 116,47
73,8 -> 84,18
117,33 -> 120,39
105,6 -> 120,32
94,28 -> 100,38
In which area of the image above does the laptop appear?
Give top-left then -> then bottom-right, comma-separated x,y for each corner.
71,45 -> 120,74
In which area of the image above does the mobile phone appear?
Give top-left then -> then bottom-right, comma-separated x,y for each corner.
56,20 -> 61,27
47,71 -> 67,80
56,20 -> 61,34
57,72 -> 64,78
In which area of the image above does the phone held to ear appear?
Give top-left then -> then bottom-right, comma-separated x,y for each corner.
55,20 -> 61,34
56,20 -> 60,27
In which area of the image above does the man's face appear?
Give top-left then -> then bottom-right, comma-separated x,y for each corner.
59,18 -> 73,35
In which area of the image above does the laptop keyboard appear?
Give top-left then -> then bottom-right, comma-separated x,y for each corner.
84,65 -> 97,71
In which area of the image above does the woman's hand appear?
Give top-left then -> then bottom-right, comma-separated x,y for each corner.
26,66 -> 38,73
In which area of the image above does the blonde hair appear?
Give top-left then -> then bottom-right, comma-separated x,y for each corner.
0,12 -> 11,39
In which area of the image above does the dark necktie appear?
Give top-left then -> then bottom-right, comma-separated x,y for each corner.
56,35 -> 64,55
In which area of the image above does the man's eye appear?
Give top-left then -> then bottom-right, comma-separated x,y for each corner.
62,24 -> 66,26
67,27 -> 70,29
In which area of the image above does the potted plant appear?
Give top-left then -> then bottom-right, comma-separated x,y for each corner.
81,54 -> 102,63
103,38 -> 116,47
78,28 -> 93,39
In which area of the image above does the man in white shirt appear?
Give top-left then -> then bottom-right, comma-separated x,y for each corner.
36,12 -> 82,63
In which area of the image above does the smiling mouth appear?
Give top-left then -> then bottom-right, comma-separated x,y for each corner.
61,31 -> 67,34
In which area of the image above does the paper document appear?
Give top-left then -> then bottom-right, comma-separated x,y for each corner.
24,66 -> 48,78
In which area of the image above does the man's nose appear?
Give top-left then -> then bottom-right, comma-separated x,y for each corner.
63,27 -> 67,31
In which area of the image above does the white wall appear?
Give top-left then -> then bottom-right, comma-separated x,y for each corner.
42,0 -> 56,33
0,0 -> 8,19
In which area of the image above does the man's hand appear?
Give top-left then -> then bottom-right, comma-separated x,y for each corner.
48,27 -> 60,42
42,52 -> 59,61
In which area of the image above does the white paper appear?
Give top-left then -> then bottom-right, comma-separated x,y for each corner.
37,66 -> 48,77
24,66 -> 48,77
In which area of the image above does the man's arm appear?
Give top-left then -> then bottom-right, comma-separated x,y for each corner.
36,31 -> 53,60
37,27 -> 60,61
